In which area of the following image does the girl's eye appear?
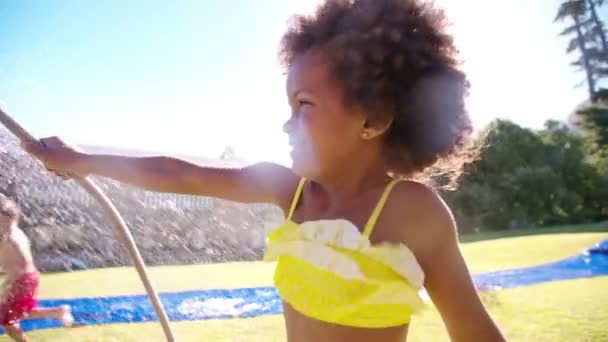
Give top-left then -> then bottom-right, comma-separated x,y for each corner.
298,99 -> 312,107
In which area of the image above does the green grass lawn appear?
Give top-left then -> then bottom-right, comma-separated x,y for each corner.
459,222 -> 607,273
22,222 -> 608,341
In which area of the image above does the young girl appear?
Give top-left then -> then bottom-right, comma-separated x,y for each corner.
23,0 -> 505,340
0,195 -> 73,342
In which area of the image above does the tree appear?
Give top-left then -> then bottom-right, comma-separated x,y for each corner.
557,0 -> 608,176
587,0 -> 608,56
574,90 -> 608,173
444,119 -> 606,232
576,92 -> 608,147
555,0 -> 608,100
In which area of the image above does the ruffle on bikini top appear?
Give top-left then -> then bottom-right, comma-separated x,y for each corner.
264,218 -> 425,292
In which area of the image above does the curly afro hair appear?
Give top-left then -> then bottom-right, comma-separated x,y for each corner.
280,0 -> 477,188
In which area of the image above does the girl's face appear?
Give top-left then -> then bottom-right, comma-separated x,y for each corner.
283,49 -> 367,180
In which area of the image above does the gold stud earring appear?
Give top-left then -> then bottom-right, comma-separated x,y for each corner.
361,131 -> 370,139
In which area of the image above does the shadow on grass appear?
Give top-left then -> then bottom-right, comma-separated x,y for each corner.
459,221 -> 608,244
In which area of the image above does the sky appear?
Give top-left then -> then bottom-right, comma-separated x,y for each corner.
0,0 -> 604,166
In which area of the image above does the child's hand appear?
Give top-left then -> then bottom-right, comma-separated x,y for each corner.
21,137 -> 87,179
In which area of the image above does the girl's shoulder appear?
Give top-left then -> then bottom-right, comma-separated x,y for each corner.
373,180 -> 458,262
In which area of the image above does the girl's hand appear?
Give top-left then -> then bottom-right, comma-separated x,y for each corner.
22,136 -> 88,179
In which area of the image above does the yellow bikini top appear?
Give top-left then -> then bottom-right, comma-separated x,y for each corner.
263,178 -> 425,328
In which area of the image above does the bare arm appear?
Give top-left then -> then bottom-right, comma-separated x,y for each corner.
423,226 -> 505,341
23,137 -> 299,207
389,183 -> 506,342
77,154 -> 295,204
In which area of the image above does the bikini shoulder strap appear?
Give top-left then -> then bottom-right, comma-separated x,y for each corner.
362,178 -> 402,238
287,177 -> 306,220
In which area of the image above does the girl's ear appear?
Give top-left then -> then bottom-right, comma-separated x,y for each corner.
360,116 -> 393,140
